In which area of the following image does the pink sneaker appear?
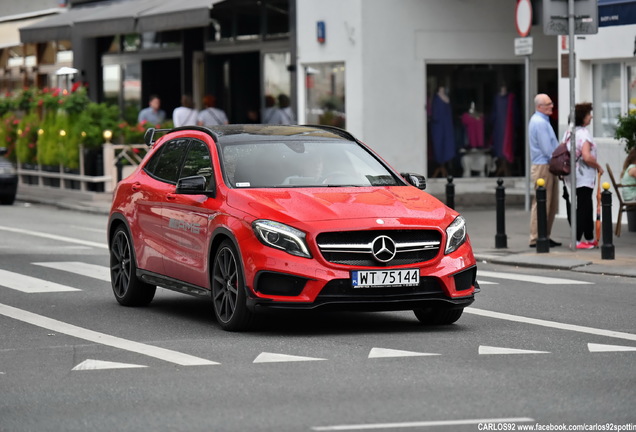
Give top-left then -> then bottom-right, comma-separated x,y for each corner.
576,241 -> 595,250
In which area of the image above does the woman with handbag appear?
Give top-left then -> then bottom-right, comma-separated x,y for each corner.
564,102 -> 604,249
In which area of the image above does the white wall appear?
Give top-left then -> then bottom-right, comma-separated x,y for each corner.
296,0 -> 558,174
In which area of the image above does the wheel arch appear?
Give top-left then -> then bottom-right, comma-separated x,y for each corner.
108,213 -> 141,269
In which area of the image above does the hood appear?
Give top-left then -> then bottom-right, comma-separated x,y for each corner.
226,187 -> 451,225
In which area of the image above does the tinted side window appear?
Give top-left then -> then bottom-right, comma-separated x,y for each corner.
145,139 -> 189,183
181,140 -> 213,188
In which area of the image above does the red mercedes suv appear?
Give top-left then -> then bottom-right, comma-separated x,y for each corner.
108,125 -> 478,331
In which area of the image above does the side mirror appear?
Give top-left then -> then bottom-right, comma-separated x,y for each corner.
400,173 -> 426,190
0,147 -> 7,156
176,175 -> 215,197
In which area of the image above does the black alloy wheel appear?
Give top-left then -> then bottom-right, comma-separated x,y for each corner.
211,240 -> 253,331
110,225 -> 156,306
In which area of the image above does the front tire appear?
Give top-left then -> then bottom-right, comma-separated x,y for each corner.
211,240 -> 253,331
110,225 -> 156,306
414,307 -> 463,325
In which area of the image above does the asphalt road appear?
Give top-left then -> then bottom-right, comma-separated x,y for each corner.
0,203 -> 635,432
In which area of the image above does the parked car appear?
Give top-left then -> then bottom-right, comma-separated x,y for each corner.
108,125 -> 478,331
0,147 -> 17,205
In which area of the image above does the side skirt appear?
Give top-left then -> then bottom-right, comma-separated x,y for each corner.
138,270 -> 210,298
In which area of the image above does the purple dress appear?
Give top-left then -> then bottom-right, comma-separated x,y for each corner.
430,94 -> 455,164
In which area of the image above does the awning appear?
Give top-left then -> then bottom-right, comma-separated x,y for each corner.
19,0 -> 218,44
72,0 -> 163,38
599,0 -> 636,27
136,0 -> 221,33
19,4 -> 105,43
0,17 -> 50,49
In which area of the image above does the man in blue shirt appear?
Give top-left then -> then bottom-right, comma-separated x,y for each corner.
138,95 -> 166,125
528,93 -> 562,248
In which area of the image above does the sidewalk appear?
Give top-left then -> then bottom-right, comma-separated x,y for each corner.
15,186 -> 636,278
463,207 -> 636,278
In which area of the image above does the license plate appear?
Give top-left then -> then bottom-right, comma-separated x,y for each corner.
351,269 -> 420,288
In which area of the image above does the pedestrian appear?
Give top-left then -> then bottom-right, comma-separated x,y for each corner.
197,94 -> 228,126
621,147 -> 636,202
262,95 -> 277,124
269,94 -> 296,125
172,94 -> 198,127
138,94 -> 166,124
528,93 -> 562,248
563,102 -> 604,249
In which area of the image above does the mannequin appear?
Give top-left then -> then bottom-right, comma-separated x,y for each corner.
461,101 -> 484,149
491,85 -> 516,175
429,86 -> 455,177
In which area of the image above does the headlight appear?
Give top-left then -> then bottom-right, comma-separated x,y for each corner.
444,215 -> 467,255
252,220 -> 312,258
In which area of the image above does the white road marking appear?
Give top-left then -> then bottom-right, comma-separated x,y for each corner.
0,226 -> 107,249
70,225 -> 106,234
588,343 -> 636,352
253,352 -> 326,363
0,303 -> 218,366
0,269 -> 81,293
368,348 -> 439,358
72,359 -> 147,371
477,270 -> 592,285
311,417 -> 535,431
476,280 -> 498,285
33,262 -> 110,282
466,308 -> 636,342
478,345 -> 550,355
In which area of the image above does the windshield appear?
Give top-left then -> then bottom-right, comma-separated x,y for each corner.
220,140 -> 401,188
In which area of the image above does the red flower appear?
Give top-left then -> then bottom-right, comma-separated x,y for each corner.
71,82 -> 81,93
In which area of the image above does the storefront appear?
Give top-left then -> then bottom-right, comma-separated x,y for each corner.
296,0 -> 558,178
19,0 -> 294,126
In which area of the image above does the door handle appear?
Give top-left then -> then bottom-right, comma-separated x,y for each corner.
166,193 -> 176,200
131,182 -> 141,191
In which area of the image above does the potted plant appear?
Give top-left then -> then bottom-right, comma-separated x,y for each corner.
614,111 -> 636,231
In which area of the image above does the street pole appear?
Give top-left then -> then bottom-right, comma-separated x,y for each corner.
568,0 -> 577,251
525,53 -> 531,212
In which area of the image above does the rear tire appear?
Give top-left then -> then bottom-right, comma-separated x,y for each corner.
414,307 -> 463,325
110,225 -> 156,306
211,240 -> 253,331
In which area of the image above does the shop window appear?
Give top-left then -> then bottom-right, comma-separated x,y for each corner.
103,64 -> 120,107
593,63 -> 621,138
264,53 -> 291,98
209,0 -> 289,41
427,64 -> 526,178
304,63 -> 345,128
627,63 -> 636,113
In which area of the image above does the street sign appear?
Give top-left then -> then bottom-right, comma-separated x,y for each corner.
515,37 -> 533,56
516,0 -> 533,37
543,0 -> 599,35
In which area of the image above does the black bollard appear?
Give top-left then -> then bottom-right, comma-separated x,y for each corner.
601,184 -> 615,260
495,178 -> 507,248
536,178 -> 549,253
446,176 -> 455,210
116,158 -> 123,183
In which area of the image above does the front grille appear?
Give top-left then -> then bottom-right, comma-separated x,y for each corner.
316,230 -> 441,267
317,277 -> 443,298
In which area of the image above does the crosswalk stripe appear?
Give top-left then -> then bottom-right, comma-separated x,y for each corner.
0,269 -> 81,293
0,302 -> 219,366
588,343 -> 636,352
477,270 -> 592,285
0,226 -> 107,249
33,262 -> 110,282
